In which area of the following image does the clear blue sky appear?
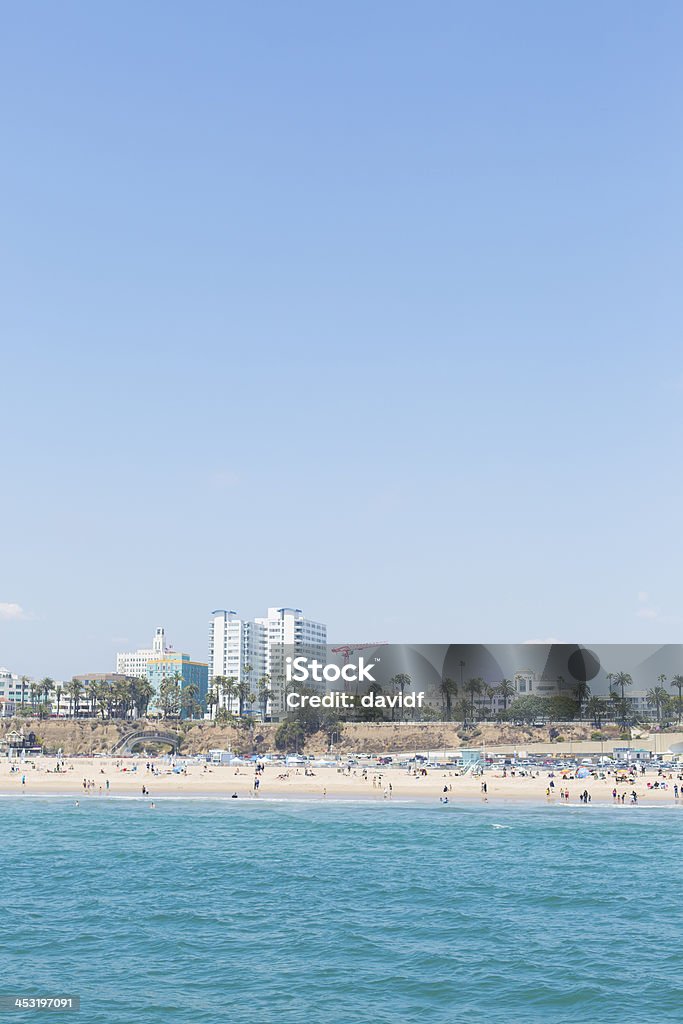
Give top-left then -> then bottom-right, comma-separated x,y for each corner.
2,2 -> 683,678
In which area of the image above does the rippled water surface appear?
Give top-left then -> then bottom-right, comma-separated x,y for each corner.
1,798 -> 681,1023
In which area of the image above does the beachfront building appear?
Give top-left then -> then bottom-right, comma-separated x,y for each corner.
256,607 -> 328,719
208,606 -> 327,719
0,668 -> 27,716
147,653 -> 209,713
208,611 -> 267,715
57,674 -> 133,717
116,627 -> 170,680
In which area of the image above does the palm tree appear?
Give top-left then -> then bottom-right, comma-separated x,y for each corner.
585,696 -> 608,728
455,697 -> 471,728
53,683 -> 63,717
131,677 -> 154,719
29,683 -> 39,713
646,686 -> 669,723
205,687 -> 218,720
496,678 -> 515,712
464,678 -> 484,721
614,671 -> 633,701
483,684 -> 497,719
235,679 -> 252,717
19,675 -> 30,708
112,678 -> 131,718
439,677 -> 458,720
181,683 -> 200,720
389,674 -> 412,722
573,679 -> 591,711
39,677 -> 54,716
67,678 -> 83,718
85,681 -> 99,718
670,675 -> 683,723
241,663 -> 254,703
216,676 -> 237,716
257,675 -> 272,721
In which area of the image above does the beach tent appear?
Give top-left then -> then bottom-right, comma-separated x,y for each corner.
577,767 -> 591,778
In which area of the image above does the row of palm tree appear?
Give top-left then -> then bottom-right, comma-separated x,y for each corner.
16,675 -> 161,719
439,675 -> 517,721
436,670 -> 683,725
206,671 -> 273,721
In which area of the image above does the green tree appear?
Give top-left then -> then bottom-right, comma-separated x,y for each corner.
66,678 -> 83,718
274,720 -> 305,753
646,686 -> 669,722
390,673 -> 412,722
508,695 -> 550,724
181,683 -> 201,720
496,679 -> 515,711
547,695 -> 580,721
205,687 -> 219,720
235,680 -> 252,717
439,676 -> 458,720
670,675 -> 683,722
131,677 -> 155,718
85,681 -> 99,718
586,696 -> 608,728
614,671 -> 633,701
464,678 -> 484,721
19,675 -> 30,708
573,679 -> 591,709
454,697 -> 472,727
257,675 -> 272,721
158,676 -> 182,719
483,684 -> 497,718
214,676 -> 237,716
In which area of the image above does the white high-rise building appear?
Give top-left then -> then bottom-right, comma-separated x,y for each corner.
208,606 -> 327,719
208,611 -> 267,714
116,627 -> 169,680
257,607 -> 327,718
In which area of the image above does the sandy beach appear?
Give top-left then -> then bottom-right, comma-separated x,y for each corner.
2,756 -> 682,805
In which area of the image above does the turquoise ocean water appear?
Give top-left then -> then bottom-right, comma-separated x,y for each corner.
1,797 -> 681,1024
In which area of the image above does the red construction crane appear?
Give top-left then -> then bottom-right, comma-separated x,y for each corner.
330,642 -> 388,664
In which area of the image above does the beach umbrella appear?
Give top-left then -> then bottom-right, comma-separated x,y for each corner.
577,767 -> 590,778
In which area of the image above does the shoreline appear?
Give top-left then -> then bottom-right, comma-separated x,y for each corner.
2,755 -> 682,807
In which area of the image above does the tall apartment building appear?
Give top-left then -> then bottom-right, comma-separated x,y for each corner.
208,611 -> 267,714
208,606 -> 327,718
116,627 -> 168,679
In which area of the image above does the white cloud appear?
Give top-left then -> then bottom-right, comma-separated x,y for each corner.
0,602 -> 30,621
636,607 -> 659,620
